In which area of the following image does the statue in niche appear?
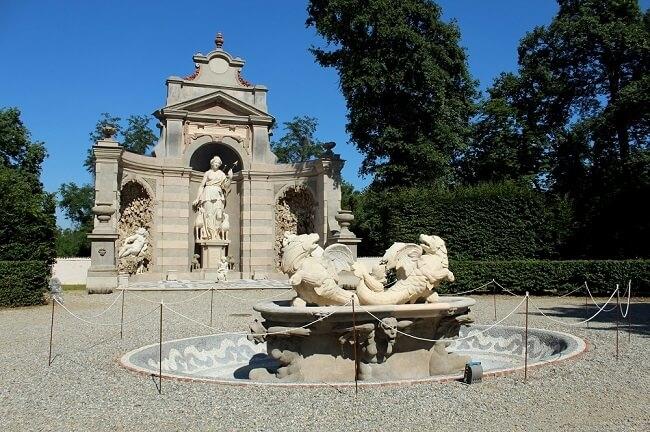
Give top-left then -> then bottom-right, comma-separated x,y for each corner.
192,156 -> 237,240
118,227 -> 148,259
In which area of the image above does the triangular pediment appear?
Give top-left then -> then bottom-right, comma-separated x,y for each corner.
164,91 -> 268,117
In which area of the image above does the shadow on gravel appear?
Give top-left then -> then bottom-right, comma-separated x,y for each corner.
529,301 -> 650,337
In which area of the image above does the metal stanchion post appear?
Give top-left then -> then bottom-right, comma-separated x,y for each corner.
627,283 -> 632,343
210,288 -> 214,327
493,283 -> 497,321
524,291 -> 529,382
159,301 -> 163,394
120,290 -> 126,339
585,285 -> 589,329
351,295 -> 359,395
48,299 -> 55,366
616,284 -> 621,360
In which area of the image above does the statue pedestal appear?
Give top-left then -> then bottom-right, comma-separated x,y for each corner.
197,239 -> 230,269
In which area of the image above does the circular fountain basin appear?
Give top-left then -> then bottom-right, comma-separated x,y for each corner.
253,296 -> 476,321
120,324 -> 586,386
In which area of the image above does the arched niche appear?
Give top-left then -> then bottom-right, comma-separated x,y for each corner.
186,137 -> 245,173
273,184 -> 317,268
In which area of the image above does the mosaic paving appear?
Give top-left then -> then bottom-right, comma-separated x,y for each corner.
121,325 -> 586,386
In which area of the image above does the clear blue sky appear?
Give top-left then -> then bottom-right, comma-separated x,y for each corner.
2,0 -> 645,226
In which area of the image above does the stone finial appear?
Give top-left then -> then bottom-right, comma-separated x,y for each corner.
101,124 -> 117,139
215,32 -> 224,49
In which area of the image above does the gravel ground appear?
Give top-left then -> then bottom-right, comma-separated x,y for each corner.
0,289 -> 648,432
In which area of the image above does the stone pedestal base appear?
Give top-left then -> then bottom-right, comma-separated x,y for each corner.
327,234 -> 362,259
198,239 -> 230,269
87,232 -> 119,294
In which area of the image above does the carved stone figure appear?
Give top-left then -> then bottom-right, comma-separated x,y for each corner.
216,256 -> 229,282
193,207 -> 207,240
274,186 -> 316,268
190,254 -> 201,271
192,156 -> 236,240
118,228 -> 148,258
280,233 -> 356,306
277,232 -> 453,306
117,182 -> 153,274
218,213 -> 230,241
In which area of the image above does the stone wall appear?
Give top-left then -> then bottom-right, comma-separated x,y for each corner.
53,258 -> 91,285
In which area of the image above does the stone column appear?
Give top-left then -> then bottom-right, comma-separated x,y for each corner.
327,210 -> 362,259
86,126 -> 123,294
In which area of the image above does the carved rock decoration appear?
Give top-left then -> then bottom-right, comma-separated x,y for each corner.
118,181 -> 153,274
274,186 -> 316,268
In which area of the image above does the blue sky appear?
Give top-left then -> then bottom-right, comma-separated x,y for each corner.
2,0 -> 645,226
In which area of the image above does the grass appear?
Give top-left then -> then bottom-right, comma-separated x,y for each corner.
62,284 -> 86,291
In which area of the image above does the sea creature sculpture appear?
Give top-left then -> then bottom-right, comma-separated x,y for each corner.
353,234 -> 454,305
279,233 -> 356,306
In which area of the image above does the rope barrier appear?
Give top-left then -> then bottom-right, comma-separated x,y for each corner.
531,284 -> 621,327
358,296 -> 527,343
447,280 -> 495,296
618,280 -> 631,319
584,281 -> 620,312
162,299 -> 353,337
54,298 -> 159,327
55,291 -> 123,320
490,279 -> 524,298
211,287 -> 296,303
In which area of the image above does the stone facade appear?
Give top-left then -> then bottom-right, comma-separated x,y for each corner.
86,34 -> 356,293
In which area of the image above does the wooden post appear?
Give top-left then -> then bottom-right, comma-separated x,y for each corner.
48,299 -> 55,366
159,301 -> 163,394
120,290 -> 126,339
210,288 -> 214,327
524,292 -> 529,382
351,295 -> 359,395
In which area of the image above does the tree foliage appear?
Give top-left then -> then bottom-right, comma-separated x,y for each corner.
307,0 -> 477,187
84,113 -> 157,173
460,0 -> 649,258
0,108 -> 56,265
271,116 -> 325,163
58,182 -> 94,230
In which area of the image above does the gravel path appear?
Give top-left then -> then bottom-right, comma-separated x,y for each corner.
0,289 -> 647,431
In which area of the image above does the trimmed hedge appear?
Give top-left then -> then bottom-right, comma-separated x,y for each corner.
0,261 -> 50,307
441,259 -> 650,296
354,182 -> 572,260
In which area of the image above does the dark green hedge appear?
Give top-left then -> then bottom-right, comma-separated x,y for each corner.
353,182 -> 572,260
441,259 -> 650,296
0,261 -> 50,307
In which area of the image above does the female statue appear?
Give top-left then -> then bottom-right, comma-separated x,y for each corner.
193,156 -> 237,240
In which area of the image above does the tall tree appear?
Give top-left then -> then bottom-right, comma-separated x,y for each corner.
462,0 -> 649,257
308,0 -> 477,187
0,107 -> 56,264
271,116 -> 325,163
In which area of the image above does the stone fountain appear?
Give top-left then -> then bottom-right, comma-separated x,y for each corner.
247,233 -> 477,382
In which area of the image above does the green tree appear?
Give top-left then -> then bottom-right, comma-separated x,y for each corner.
58,182 -> 95,230
271,116 -> 325,163
0,108 -> 56,265
461,0 -> 649,258
56,182 -> 94,256
307,0 -> 477,187
460,73 -> 547,187
84,113 -> 157,173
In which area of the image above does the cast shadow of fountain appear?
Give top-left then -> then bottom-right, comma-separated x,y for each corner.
530,301 -> 650,337
233,353 -> 280,379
